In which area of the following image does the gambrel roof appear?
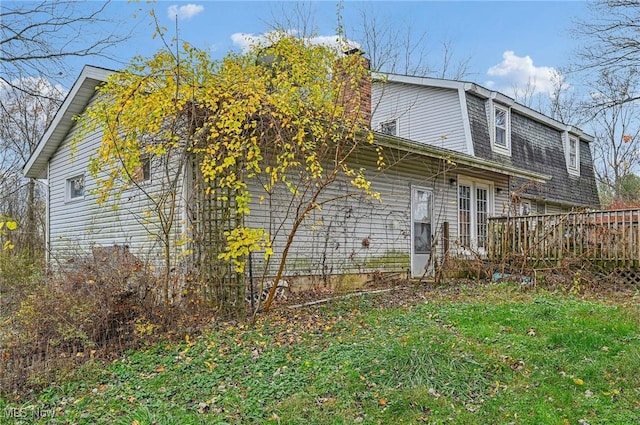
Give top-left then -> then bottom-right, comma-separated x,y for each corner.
376,73 -> 594,143
371,72 -> 600,209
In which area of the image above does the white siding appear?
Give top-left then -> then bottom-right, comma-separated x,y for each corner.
243,147 -> 509,279
47,96 -> 187,268
372,82 -> 470,154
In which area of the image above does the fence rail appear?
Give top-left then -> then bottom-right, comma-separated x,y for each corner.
487,209 -> 640,270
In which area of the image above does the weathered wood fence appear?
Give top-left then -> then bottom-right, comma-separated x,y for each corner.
487,209 -> 640,272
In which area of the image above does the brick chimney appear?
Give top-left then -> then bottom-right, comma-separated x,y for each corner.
336,48 -> 372,128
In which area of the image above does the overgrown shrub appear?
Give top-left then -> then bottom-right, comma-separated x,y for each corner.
0,250 -> 44,314
0,247 -> 175,395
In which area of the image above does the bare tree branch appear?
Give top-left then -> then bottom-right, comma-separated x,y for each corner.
581,67 -> 640,204
0,0 -> 130,98
0,78 -> 59,258
574,1 -> 640,77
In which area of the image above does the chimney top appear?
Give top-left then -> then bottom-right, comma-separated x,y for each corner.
344,47 -> 364,57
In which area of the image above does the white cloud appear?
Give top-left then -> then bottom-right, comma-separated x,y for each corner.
0,76 -> 66,99
307,35 -> 359,50
486,51 -> 558,98
230,32 -> 265,53
230,30 -> 359,53
167,4 -> 204,21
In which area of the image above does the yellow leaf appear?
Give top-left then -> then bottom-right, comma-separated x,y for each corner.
3,218 -> 20,233
573,378 -> 584,385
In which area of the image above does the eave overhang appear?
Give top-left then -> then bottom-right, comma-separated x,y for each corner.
22,65 -> 114,179
373,132 -> 551,183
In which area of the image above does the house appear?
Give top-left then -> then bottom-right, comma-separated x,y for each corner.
23,65 -> 599,284
368,73 -> 600,275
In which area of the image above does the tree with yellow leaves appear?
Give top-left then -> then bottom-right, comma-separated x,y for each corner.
76,32 -> 382,313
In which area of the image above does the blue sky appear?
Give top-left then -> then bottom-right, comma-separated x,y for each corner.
62,1 -> 592,99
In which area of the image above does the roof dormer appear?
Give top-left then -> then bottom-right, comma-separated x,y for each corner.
487,96 -> 512,156
564,131 -> 580,176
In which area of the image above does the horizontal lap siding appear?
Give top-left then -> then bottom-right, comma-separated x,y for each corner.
546,204 -> 564,214
48,96 -> 186,267
372,82 -> 469,154
247,185 -> 411,278
244,145 -> 509,279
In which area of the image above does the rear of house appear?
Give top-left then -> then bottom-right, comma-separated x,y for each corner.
23,66 -> 600,285
365,73 -> 599,276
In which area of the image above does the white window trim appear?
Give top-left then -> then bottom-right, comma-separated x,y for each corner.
519,200 -> 532,216
565,132 -> 580,176
66,175 -> 85,202
457,176 -> 494,254
489,100 -> 511,156
378,119 -> 398,136
515,199 -> 546,216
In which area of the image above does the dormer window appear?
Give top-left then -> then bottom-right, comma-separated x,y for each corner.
569,137 -> 578,169
566,133 -> 580,176
495,108 -> 507,147
492,103 -> 511,155
379,119 -> 397,136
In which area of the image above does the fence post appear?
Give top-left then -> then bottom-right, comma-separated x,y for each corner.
486,220 -> 492,261
557,218 -> 564,266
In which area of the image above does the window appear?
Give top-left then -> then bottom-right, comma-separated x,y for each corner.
495,107 -> 507,147
67,175 -> 85,200
379,120 -> 397,136
567,136 -> 579,174
476,187 -> 488,249
458,185 -> 471,248
458,180 -> 492,250
491,103 -> 511,155
132,156 -> 151,183
536,202 -> 546,214
519,201 -> 531,216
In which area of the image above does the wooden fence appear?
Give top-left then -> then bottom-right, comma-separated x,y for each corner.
487,209 -> 640,272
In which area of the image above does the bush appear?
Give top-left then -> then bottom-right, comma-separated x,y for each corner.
0,250 -> 44,314
0,247 -> 166,395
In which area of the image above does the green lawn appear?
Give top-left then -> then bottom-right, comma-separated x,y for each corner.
2,283 -> 639,424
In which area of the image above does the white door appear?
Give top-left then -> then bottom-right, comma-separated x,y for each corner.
411,186 -> 433,277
